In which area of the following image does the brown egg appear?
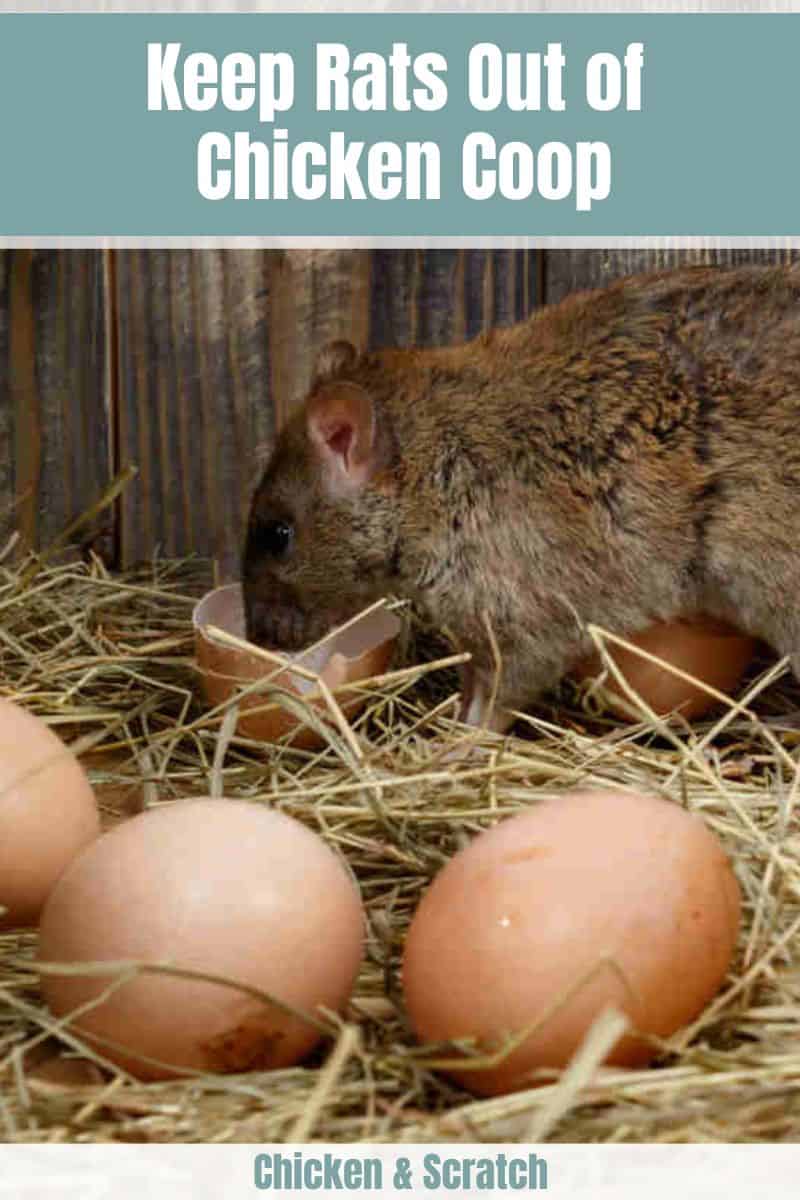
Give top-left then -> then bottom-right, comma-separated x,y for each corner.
193,584 -> 400,749
38,799 -> 365,1080
0,699 -> 100,929
402,789 -> 740,1097
570,616 -> 756,721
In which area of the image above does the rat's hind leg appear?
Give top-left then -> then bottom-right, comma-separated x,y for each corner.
456,627 -> 580,734
701,391 -> 800,683
704,528 -> 800,684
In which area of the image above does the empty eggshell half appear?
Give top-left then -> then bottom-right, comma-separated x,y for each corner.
193,584 -> 401,748
570,616 -> 756,722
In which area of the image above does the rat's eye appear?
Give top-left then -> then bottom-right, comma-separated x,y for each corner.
251,518 -> 293,559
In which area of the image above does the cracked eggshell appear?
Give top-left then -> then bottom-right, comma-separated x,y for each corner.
193,584 -> 401,749
570,616 -> 756,721
402,789 -> 741,1097
38,799 -> 365,1080
0,699 -> 100,930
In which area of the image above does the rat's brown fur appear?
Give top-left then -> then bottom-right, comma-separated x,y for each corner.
243,263 -> 800,729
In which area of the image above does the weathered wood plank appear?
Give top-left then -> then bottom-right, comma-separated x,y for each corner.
543,247 -> 800,304
114,250 -> 276,575
267,249 -> 372,428
369,249 -> 542,348
2,250 -> 110,553
114,250 -> 375,574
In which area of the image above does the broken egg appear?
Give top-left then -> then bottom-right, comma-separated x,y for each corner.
0,699 -> 100,929
193,584 -> 401,748
570,616 -> 756,721
402,789 -> 741,1096
38,799 -> 365,1080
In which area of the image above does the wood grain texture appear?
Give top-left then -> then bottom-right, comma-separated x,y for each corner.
1,250 -> 109,552
113,250 -> 276,574
267,249 -> 372,428
543,247 -> 800,304
369,250 -> 541,348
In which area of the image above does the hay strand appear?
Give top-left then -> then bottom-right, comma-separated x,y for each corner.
0,548 -> 799,1142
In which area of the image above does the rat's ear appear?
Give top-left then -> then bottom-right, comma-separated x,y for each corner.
307,382 -> 380,495
312,339 -> 358,386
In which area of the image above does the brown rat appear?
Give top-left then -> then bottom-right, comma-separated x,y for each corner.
243,263 -> 800,732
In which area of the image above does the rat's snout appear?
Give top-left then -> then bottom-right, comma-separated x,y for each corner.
243,564 -> 337,650
246,597 -> 312,651
243,568 -> 356,652
242,573 -> 310,651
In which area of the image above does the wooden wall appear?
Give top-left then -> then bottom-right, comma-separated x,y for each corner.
1,246 -> 791,574
1,251 -> 110,556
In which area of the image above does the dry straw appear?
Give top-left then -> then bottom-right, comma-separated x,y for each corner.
1,542 -> 799,1143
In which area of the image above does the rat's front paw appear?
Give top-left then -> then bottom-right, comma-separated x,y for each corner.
457,665 -> 514,735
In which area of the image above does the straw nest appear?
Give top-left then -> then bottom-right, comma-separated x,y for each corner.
1,542 -> 800,1144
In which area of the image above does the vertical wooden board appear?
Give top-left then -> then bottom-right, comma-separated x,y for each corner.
488,250 -> 541,329
369,249 -> 542,349
413,251 -> 463,346
369,250 -> 421,348
462,250 -> 492,340
32,251 -> 111,550
1,250 -> 110,553
461,250 -> 541,338
114,249 -> 374,572
114,250 -> 275,576
543,247 -> 800,304
267,249 -> 372,427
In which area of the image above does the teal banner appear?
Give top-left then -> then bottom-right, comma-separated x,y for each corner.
0,12 -> 796,236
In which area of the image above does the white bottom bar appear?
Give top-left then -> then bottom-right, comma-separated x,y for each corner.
0,1144 -> 796,1199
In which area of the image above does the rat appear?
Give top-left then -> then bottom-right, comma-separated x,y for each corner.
242,262 -> 800,734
